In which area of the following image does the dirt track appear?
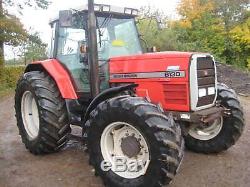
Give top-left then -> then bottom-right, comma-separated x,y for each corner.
0,94 -> 250,187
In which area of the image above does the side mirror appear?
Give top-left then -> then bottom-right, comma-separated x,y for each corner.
59,10 -> 73,27
80,45 -> 88,54
79,41 -> 88,63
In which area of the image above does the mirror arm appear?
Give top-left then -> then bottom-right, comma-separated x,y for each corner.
139,35 -> 149,53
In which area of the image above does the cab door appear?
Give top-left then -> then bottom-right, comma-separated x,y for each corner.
55,20 -> 90,95
51,16 -> 109,98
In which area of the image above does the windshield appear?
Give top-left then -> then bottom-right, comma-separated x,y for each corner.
97,16 -> 142,61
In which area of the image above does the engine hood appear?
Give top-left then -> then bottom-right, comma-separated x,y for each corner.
109,51 -> 204,75
110,51 -> 193,61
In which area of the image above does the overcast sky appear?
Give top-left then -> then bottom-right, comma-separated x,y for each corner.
6,0 -> 180,59
21,0 -> 180,43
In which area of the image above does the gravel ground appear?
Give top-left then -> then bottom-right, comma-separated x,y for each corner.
217,63 -> 250,96
0,94 -> 250,187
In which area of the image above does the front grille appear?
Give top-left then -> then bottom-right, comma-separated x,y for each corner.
163,84 -> 188,105
196,56 -> 216,107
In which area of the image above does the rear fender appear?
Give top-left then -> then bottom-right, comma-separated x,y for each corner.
25,59 -> 78,99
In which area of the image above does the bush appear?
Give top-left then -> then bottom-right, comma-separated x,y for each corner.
0,66 -> 25,92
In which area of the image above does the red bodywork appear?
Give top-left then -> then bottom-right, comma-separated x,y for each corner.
29,52 -> 193,112
31,59 -> 78,99
109,52 -> 193,112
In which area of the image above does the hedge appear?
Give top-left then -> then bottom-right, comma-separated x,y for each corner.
0,66 -> 25,94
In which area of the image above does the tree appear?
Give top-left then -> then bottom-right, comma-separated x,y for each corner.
137,6 -> 179,52
177,0 -> 214,28
212,0 -> 249,64
174,11 -> 225,59
24,33 -> 48,63
173,0 -> 226,60
0,0 -> 50,69
173,0 -> 250,66
230,11 -> 250,68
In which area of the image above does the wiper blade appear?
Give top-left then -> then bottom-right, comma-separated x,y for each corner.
96,15 -> 113,47
96,17 -> 102,47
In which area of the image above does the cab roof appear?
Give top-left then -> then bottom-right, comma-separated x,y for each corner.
49,4 -> 139,24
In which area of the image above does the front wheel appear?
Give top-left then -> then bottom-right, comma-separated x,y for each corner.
185,83 -> 245,153
86,95 -> 184,187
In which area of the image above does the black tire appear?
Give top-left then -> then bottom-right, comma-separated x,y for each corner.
185,83 -> 245,153
86,95 -> 184,187
15,71 -> 71,155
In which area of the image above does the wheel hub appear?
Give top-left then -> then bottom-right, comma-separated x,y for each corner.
121,136 -> 141,158
189,117 -> 223,140
21,91 -> 40,140
100,122 -> 150,179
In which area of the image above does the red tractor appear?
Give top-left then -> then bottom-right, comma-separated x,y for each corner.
15,1 -> 244,186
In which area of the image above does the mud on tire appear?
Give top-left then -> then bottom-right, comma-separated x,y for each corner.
86,95 -> 184,187
15,71 -> 71,155
185,83 -> 245,153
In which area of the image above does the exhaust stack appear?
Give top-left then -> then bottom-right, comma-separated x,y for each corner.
88,0 -> 100,97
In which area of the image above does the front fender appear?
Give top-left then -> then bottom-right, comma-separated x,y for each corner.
83,84 -> 138,124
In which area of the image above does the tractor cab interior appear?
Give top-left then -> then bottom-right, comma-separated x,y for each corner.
50,11 -> 142,99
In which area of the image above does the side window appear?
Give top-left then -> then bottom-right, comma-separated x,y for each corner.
57,26 -> 89,93
49,23 -> 56,58
58,29 -> 86,56
57,28 -> 86,65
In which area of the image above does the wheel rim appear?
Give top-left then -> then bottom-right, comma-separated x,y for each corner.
189,117 -> 223,141
100,122 -> 150,179
21,91 -> 40,140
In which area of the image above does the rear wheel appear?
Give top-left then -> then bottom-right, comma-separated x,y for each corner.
86,95 -> 184,187
15,71 -> 71,154
185,83 -> 245,153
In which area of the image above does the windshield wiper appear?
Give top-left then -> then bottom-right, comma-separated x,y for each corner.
96,17 -> 102,47
96,15 -> 113,47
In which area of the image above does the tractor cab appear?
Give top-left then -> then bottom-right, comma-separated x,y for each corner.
49,4 -> 142,97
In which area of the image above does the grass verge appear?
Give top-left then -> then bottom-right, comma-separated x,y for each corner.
0,66 -> 24,99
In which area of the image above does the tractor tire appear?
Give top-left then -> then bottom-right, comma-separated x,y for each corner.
85,95 -> 184,187
185,83 -> 245,153
15,71 -> 71,155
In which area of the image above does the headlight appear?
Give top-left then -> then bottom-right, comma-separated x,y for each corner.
208,87 -> 215,95
198,88 -> 207,97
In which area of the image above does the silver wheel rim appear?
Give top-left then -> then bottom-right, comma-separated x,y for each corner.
21,91 -> 40,140
189,117 -> 223,141
100,122 -> 150,179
